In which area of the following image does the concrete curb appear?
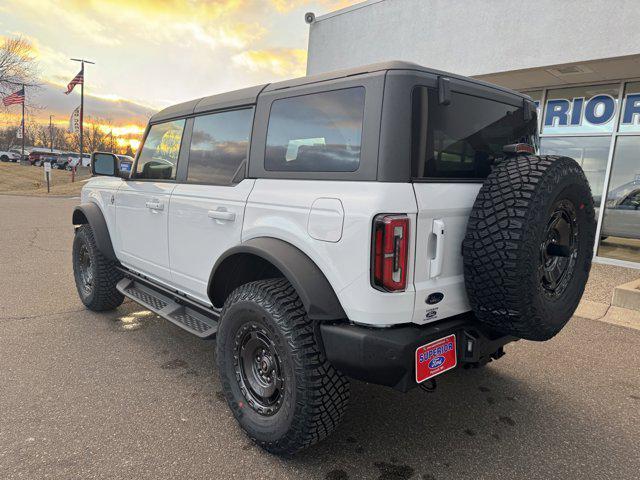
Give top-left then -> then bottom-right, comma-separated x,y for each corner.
612,279 -> 640,311
574,299 -> 640,331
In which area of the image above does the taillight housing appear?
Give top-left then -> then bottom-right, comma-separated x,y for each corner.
371,214 -> 409,292
503,143 -> 535,154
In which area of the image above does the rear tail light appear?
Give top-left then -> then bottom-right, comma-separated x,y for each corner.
372,214 -> 409,292
503,143 -> 535,154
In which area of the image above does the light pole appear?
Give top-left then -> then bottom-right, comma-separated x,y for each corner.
49,115 -> 54,152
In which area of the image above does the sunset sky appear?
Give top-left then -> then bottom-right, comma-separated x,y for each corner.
0,0 -> 359,147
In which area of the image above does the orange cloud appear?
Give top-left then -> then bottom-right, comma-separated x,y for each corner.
232,48 -> 307,77
9,0 -> 262,52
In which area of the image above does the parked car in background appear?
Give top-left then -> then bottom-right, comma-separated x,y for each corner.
9,148 -> 27,161
0,150 -> 20,162
53,153 -> 71,169
28,150 -> 57,166
64,153 -> 81,170
64,153 -> 91,170
602,187 -> 640,240
596,177 -> 640,240
9,148 -> 31,161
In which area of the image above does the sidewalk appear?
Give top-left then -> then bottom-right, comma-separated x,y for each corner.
575,263 -> 640,330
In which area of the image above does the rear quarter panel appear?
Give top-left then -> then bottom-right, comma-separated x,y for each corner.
243,179 -> 418,326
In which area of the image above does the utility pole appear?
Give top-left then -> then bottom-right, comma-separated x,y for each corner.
49,115 -> 54,152
70,58 -> 95,161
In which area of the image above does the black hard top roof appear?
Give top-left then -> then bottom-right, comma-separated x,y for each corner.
149,61 -> 530,123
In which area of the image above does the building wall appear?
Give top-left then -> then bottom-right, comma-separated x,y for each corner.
307,0 -> 640,268
307,0 -> 640,77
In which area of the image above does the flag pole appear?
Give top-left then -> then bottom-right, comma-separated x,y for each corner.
79,61 -> 84,161
21,84 -> 25,162
70,58 -> 94,161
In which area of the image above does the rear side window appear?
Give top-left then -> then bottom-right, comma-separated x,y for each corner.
412,87 -> 537,180
265,87 -> 365,172
187,108 -> 253,185
135,119 -> 185,180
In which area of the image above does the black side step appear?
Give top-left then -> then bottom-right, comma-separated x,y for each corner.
116,278 -> 219,338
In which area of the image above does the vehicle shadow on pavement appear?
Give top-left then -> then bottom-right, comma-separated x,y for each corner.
90,306 -> 633,480
289,366 -> 610,479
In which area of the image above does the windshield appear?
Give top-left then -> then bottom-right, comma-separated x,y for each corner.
412,87 -> 538,180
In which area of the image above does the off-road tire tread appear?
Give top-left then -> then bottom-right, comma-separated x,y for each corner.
462,154 -> 595,340
217,278 -> 350,455
73,224 -> 124,311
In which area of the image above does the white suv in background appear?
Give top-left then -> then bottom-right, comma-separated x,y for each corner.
0,150 -> 20,162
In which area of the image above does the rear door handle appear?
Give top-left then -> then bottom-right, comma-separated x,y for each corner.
145,201 -> 163,211
429,219 -> 445,278
207,209 -> 236,222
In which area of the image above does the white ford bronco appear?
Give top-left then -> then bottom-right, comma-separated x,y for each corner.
72,61 -> 596,455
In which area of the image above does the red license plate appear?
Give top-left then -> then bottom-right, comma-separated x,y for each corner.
415,334 -> 457,383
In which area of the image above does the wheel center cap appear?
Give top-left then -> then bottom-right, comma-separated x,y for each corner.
259,356 -> 272,375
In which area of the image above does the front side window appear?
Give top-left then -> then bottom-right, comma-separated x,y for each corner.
187,109 -> 253,185
265,87 -> 365,172
135,119 -> 185,180
412,88 -> 538,179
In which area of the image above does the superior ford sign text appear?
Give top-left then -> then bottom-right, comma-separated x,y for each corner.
536,92 -> 640,131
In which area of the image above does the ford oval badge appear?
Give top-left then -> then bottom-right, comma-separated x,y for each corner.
426,292 -> 444,305
429,356 -> 445,369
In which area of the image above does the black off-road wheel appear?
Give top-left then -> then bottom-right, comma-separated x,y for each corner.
463,155 -> 596,341
216,278 -> 350,455
72,224 -> 124,311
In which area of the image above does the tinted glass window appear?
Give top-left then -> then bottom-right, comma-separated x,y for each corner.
412,88 -> 538,179
135,119 -> 185,180
187,109 -> 253,185
265,87 -> 365,172
598,136 -> 640,263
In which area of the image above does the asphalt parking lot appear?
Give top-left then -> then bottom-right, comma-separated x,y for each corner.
1,194 -> 639,480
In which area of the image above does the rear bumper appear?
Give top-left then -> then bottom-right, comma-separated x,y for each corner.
319,312 -> 516,392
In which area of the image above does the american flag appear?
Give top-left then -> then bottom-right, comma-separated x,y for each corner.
2,87 -> 25,106
65,68 -> 84,95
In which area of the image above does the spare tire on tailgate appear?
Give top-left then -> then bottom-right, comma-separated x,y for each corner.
462,155 -> 596,341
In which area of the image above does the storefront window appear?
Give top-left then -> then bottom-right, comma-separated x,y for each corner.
619,81 -> 640,133
597,136 -> 640,263
540,136 -> 610,202
542,84 -> 620,135
527,81 -> 640,266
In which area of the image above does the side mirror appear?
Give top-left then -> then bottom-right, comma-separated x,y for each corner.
91,152 -> 118,176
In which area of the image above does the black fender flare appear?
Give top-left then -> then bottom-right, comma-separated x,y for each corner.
209,237 -> 346,321
72,203 -> 116,261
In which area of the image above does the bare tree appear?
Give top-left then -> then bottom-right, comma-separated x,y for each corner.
83,117 -> 110,153
0,126 -> 19,150
0,36 -> 39,96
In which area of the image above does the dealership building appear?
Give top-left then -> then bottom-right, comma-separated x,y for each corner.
306,0 -> 640,268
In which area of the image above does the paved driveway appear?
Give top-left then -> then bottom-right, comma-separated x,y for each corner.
1,195 -> 639,480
